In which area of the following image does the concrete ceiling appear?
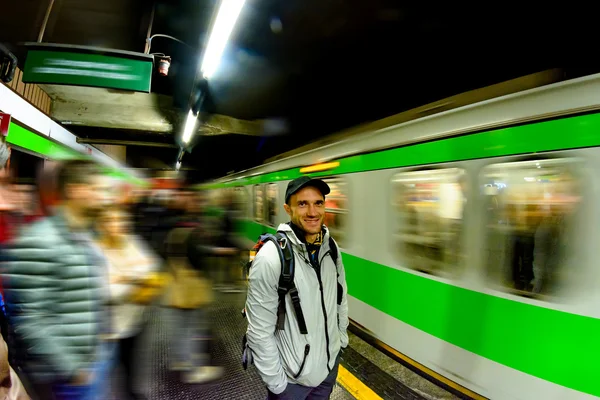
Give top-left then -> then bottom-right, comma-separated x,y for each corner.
40,84 -> 269,136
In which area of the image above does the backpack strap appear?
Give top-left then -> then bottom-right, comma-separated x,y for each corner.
251,232 -> 307,335
328,236 -> 338,266
329,236 -> 343,306
275,231 -> 307,335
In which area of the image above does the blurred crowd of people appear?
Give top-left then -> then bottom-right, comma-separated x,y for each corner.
0,142 -> 242,400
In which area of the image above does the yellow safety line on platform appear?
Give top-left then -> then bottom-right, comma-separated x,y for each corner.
336,364 -> 383,400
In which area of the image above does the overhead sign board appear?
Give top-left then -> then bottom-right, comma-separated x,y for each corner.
22,43 -> 153,93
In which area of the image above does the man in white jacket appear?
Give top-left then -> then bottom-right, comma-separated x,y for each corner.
246,176 -> 349,399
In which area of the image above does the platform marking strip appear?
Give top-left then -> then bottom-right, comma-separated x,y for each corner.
336,364 -> 383,400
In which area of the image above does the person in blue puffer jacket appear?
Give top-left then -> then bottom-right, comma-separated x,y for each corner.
1,160 -> 114,400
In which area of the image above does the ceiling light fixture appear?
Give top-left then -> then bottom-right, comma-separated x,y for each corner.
175,0 -> 245,170
200,0 -> 246,79
182,109 -> 197,144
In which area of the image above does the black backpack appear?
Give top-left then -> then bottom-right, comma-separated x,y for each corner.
241,230 -> 341,370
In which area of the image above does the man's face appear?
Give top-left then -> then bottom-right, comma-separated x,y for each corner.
284,186 -> 325,236
67,174 -> 110,218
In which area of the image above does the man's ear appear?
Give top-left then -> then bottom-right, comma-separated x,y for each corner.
284,203 -> 291,217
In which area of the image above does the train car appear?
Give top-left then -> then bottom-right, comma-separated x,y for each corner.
203,72 -> 600,400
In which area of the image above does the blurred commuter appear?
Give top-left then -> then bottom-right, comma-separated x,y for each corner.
187,191 -> 237,272
1,159 -> 113,400
96,207 -> 160,400
163,226 -> 223,383
0,136 -> 14,246
215,191 -> 242,292
0,137 -> 13,344
148,189 -> 188,260
0,138 -> 29,400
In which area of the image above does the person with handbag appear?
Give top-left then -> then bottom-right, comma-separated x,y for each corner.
163,226 -> 223,384
96,207 -> 162,400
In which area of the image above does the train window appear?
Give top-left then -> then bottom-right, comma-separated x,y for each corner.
253,184 -> 264,222
481,159 -> 582,298
266,183 -> 278,227
391,169 -> 466,277
208,189 -> 221,210
323,177 -> 348,248
232,187 -> 248,216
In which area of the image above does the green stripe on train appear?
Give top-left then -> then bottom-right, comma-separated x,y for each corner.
238,220 -> 599,397
201,111 -> 600,189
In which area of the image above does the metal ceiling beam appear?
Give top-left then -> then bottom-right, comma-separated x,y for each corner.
76,137 -> 177,148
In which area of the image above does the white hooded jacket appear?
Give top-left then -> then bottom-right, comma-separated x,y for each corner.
245,223 -> 349,394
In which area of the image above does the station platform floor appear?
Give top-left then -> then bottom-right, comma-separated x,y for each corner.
133,287 -> 462,400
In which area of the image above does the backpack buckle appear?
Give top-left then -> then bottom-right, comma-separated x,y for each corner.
277,286 -> 288,297
278,236 -> 288,250
288,287 -> 300,304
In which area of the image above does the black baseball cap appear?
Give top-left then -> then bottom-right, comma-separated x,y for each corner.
285,176 -> 330,204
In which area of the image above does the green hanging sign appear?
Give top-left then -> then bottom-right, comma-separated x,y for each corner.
22,43 -> 153,93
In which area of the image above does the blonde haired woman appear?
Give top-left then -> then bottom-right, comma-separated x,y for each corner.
96,207 -> 160,400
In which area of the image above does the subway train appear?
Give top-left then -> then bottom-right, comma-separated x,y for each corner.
202,72 -> 600,400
